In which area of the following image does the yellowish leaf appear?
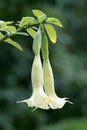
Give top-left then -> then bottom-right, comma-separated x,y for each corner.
45,24 -> 57,43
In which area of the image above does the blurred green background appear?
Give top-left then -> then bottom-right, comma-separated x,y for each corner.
0,0 -> 87,130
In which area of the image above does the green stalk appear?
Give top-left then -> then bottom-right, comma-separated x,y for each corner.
41,26 -> 56,96
42,28 -> 49,61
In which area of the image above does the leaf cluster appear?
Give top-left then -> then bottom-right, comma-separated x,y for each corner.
0,9 -> 63,52
19,9 -> 63,43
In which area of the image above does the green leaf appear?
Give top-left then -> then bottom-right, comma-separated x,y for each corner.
0,32 -> 23,50
0,32 -> 4,40
46,17 -> 63,27
15,32 -> 28,36
5,21 -> 13,25
6,26 -> 16,34
5,38 -> 23,51
0,24 -> 16,34
32,9 -> 47,22
0,21 -> 13,25
45,24 -> 57,43
26,28 -> 36,38
0,23 -> 6,31
19,17 -> 38,28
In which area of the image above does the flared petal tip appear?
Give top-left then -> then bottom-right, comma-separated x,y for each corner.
48,97 -> 73,109
16,101 -> 24,104
16,98 -> 34,108
16,99 -> 28,104
66,100 -> 73,105
64,98 -> 73,105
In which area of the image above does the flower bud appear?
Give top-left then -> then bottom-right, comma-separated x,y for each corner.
41,31 -> 72,109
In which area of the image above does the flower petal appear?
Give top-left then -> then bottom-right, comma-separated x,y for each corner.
16,98 -> 34,107
49,95 -> 73,109
16,92 -> 54,110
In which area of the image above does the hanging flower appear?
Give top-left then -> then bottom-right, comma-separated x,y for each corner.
17,25 -> 72,110
17,29 -> 53,110
42,32 -> 72,109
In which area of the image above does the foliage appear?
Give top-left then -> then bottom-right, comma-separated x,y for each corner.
0,9 -> 62,50
0,21 -> 24,51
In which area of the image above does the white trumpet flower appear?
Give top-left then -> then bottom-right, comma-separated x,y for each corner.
43,60 -> 73,109
17,54 -> 53,110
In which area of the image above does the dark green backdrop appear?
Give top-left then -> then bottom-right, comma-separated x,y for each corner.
0,0 -> 87,130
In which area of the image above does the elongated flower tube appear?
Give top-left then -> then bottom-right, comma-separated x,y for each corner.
42,32 -> 72,109
17,29 -> 53,110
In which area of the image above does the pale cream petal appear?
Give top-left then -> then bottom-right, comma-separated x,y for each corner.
16,97 -> 34,107
48,95 -> 73,109
16,87 -> 55,110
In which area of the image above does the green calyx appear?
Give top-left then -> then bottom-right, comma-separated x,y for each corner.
42,31 -> 49,61
33,28 -> 42,55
